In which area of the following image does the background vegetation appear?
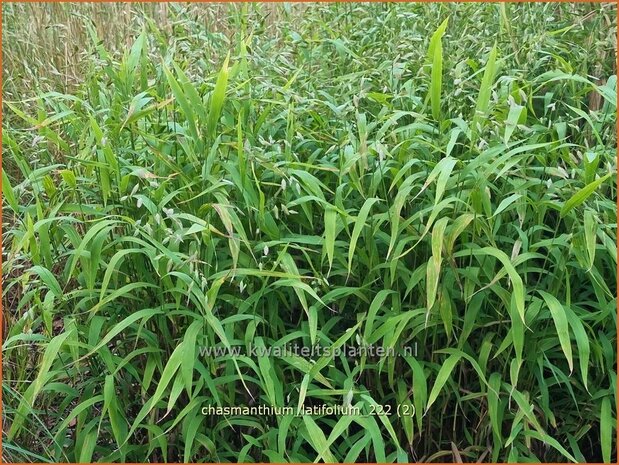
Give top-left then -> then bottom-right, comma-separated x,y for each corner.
2,2 -> 617,462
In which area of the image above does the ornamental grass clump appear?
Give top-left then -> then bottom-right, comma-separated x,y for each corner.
2,2 -> 617,462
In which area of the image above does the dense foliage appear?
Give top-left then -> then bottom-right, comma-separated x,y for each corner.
2,3 -> 617,462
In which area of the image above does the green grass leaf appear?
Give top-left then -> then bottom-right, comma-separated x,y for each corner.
426,353 -> 461,412
561,173 -> 612,217
207,52 -> 230,141
303,416 -> 336,463
600,396 -> 613,463
473,43 -> 498,140
347,197 -> 380,278
427,18 -> 449,120
539,291 -> 574,373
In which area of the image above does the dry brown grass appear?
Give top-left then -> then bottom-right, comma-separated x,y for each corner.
2,2 -> 294,98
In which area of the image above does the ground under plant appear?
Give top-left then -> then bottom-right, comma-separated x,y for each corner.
2,2 -> 617,463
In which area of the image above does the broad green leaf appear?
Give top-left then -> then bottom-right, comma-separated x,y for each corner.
504,103 -> 524,145
426,353 -> 461,412
324,206 -> 337,273
539,291 -> 574,373
600,396 -> 613,463
181,320 -> 203,396
584,210 -> 597,269
347,197 -> 380,277
564,306 -> 591,391
427,18 -> 449,120
472,43 -> 498,140
561,173 -> 612,217
207,52 -> 230,141
303,416 -> 336,463
163,63 -> 199,142
29,265 -> 62,297
2,169 -> 18,213
426,217 -> 449,312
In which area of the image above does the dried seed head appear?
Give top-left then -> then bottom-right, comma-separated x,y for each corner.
172,232 -> 184,245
